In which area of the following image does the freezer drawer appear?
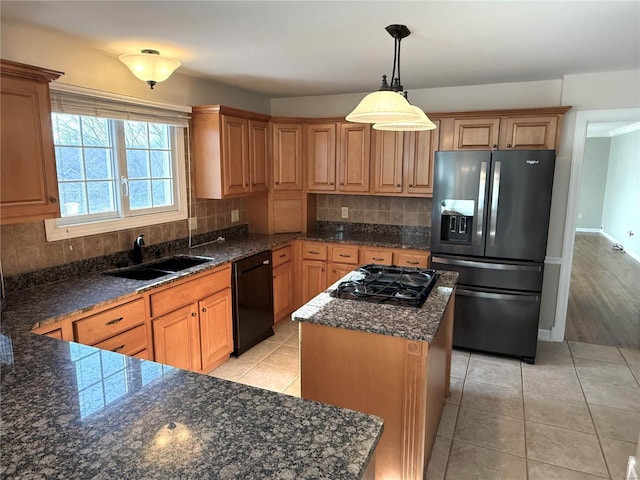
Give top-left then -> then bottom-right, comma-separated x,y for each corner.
431,255 -> 543,292
453,286 -> 540,363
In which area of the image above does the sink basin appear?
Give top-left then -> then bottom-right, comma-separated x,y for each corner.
104,256 -> 211,281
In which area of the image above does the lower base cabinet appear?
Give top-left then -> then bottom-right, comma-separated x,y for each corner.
199,289 -> 233,372
153,304 -> 201,371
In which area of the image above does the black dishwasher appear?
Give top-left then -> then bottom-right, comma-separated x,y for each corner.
231,251 -> 274,356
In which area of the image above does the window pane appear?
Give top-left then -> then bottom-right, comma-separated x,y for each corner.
126,150 -> 150,178
85,148 -> 113,180
81,117 -> 110,147
52,114 -> 81,145
150,150 -> 171,177
124,121 -> 149,148
87,181 -> 116,214
59,182 -> 87,216
129,180 -> 151,209
56,147 -> 85,181
152,179 -> 173,206
148,123 -> 169,149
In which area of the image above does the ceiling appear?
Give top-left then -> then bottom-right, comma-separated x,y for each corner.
2,1 -> 639,98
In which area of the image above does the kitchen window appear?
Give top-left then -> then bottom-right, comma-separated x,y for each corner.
45,85 -> 191,241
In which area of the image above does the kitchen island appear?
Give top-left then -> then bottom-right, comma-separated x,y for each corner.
293,269 -> 458,480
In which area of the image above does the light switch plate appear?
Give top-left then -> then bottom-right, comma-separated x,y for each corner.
189,217 -> 198,230
341,207 -> 348,218
231,209 -> 239,222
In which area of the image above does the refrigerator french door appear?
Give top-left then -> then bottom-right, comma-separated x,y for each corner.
430,150 -> 555,363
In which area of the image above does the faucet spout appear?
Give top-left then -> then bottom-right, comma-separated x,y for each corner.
132,234 -> 145,264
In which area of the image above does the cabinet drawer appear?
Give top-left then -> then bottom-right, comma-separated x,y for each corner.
302,242 -> 327,260
361,248 -> 393,265
150,266 -> 231,318
133,349 -> 151,360
330,245 -> 359,265
394,251 -> 429,268
74,298 -> 145,345
272,244 -> 293,268
93,324 -> 147,356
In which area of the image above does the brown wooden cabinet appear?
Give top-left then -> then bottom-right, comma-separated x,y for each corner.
499,116 -> 559,150
192,105 -> 270,199
272,243 -> 295,322
272,123 -> 303,191
451,118 -> 501,150
306,123 -> 337,192
153,304 -> 201,371
372,130 -> 404,194
1,60 -> 63,225
198,289 -> 233,372
301,260 -> 327,304
338,123 -> 370,193
327,244 -> 359,285
32,318 -> 74,341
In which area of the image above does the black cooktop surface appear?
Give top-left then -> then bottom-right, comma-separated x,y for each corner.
331,264 -> 439,307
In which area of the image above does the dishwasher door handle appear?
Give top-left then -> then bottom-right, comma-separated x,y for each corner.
262,259 -> 270,265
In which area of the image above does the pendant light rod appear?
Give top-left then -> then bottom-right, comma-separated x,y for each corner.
386,24 -> 410,94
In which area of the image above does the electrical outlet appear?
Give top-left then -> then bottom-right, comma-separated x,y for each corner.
231,209 -> 239,222
578,212 -> 583,219
341,206 -> 348,218
189,217 -> 198,230
628,230 -> 635,237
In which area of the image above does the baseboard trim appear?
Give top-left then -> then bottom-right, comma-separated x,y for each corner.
537,328 -> 552,341
600,231 -> 640,265
576,227 -> 602,233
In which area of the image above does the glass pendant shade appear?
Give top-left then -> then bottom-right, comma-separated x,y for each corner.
346,90 -> 420,124
373,105 -> 437,131
119,50 -> 181,89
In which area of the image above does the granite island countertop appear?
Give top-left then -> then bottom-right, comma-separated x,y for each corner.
291,270 -> 458,343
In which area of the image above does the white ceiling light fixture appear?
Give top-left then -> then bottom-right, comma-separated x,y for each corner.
118,49 -> 181,90
346,24 -> 435,131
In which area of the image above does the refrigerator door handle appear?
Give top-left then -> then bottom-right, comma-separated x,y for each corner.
489,161 -> 501,246
431,256 -> 543,273
456,288 -> 539,302
476,161 -> 487,240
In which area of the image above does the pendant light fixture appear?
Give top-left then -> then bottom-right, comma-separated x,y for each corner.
346,24 -> 436,131
119,49 -> 181,89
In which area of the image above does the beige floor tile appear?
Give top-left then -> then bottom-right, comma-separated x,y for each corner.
537,340 -> 571,358
261,344 -> 299,375
470,351 -> 522,367
568,341 -> 626,364
453,406 -> 525,456
461,379 -> 523,419
284,334 -> 299,347
445,441 -> 526,480
236,362 -> 298,393
574,356 -> 638,387
525,422 -> 608,477
522,365 -> 585,403
265,320 -> 298,344
620,347 -> 640,382
590,404 -> 640,443
581,378 -> 640,412
282,376 -> 300,397
436,403 -> 458,439
527,460 -> 609,480
446,376 -> 464,405
236,340 -> 280,363
452,348 -> 470,359
524,392 -> 594,434
450,353 -> 469,378
466,357 -> 522,390
426,436 -> 451,480
208,356 -> 257,381
600,437 -> 636,480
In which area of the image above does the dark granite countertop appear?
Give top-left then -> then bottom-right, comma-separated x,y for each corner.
292,270 -> 458,343
302,230 -> 429,251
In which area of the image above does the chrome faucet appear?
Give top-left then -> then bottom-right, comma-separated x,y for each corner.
132,234 -> 145,264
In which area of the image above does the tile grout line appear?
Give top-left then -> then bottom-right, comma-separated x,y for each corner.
442,352 -> 469,480
521,358 -> 529,480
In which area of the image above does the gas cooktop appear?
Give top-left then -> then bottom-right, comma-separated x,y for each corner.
331,264 -> 439,308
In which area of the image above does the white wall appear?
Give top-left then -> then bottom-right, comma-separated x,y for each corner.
577,137 -> 611,230
0,21 -> 271,112
602,130 -> 640,259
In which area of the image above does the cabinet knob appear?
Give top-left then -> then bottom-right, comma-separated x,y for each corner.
332,269 -> 336,273
191,312 -> 197,317
507,143 -> 512,148
252,182 -> 256,186
408,184 -> 413,188
275,181 -> 280,185
329,182 -> 334,185
321,268 -> 325,272
340,182 -> 344,185
492,144 -> 497,149
396,184 -> 401,187
202,307 -> 207,312
49,196 -> 57,204
245,183 -> 249,187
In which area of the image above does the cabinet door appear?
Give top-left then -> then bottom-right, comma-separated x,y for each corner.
500,116 -> 558,150
452,118 -> 500,150
328,262 -> 356,286
248,119 -> 269,193
1,73 -> 60,224
199,288 -> 233,372
301,260 -> 327,303
272,123 -> 303,191
338,123 -> 370,192
153,304 -> 201,372
373,130 -> 404,194
273,261 -> 294,322
222,115 -> 250,196
306,123 -> 336,192
404,121 -> 440,196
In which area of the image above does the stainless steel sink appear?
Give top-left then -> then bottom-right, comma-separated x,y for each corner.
104,256 -> 211,280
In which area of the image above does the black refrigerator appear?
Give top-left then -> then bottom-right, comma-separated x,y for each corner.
430,150 -> 555,363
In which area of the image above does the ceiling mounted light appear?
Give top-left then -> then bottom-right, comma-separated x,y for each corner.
118,49 -> 181,90
346,24 -> 435,131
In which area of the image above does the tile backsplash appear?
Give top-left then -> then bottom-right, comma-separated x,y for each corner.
315,194 -> 432,227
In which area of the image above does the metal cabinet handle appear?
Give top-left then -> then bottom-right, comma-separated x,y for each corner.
279,253 -> 287,258
49,196 -> 57,204
112,345 -> 125,353
308,250 -> 320,255
105,317 -> 123,326
406,261 -> 420,265
372,257 -> 384,261
338,254 -> 351,258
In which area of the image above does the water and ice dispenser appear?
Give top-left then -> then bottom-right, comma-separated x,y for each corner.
439,199 -> 475,244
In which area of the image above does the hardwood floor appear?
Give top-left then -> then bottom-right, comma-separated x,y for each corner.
565,232 -> 640,349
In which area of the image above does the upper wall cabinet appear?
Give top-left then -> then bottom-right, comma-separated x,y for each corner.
272,122 -> 303,191
306,122 -> 370,194
1,59 -> 63,225
192,105 -> 270,199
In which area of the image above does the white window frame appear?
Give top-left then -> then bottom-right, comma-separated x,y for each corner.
45,85 -> 191,242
